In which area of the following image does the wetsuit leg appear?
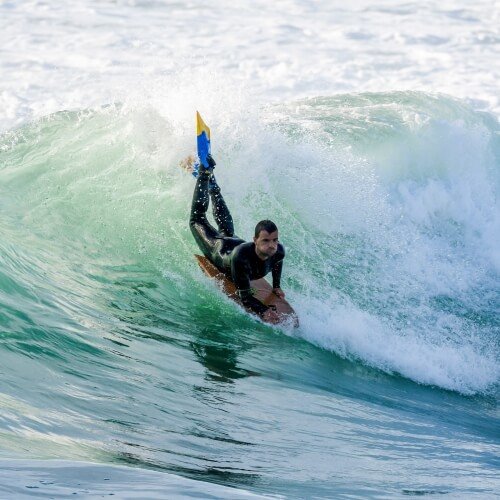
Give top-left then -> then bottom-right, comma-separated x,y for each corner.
209,176 -> 234,237
190,173 -> 222,261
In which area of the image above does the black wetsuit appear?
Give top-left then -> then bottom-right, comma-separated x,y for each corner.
190,172 -> 285,316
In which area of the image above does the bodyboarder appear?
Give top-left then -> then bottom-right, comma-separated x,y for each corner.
189,154 -> 285,324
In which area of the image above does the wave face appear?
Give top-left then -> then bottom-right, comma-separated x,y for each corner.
0,92 -> 499,497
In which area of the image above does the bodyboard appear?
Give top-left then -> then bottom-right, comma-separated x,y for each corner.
195,254 -> 299,328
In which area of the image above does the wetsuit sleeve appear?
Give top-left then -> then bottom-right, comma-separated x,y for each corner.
272,259 -> 283,289
231,251 -> 268,316
239,289 -> 269,316
272,245 -> 285,289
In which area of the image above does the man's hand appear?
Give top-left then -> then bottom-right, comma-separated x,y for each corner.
262,308 -> 281,324
273,287 -> 285,299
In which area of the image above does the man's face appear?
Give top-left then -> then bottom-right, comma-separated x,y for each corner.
253,230 -> 279,259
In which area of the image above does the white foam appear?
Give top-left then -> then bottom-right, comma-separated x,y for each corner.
1,1 -> 499,133
297,295 -> 499,394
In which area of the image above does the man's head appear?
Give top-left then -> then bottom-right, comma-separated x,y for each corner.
253,220 -> 279,260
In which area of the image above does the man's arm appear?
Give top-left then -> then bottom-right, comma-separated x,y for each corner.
238,289 -> 269,316
271,246 -> 285,296
272,259 -> 283,289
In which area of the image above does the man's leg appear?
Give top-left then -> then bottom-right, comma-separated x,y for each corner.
190,172 -> 221,260
209,175 -> 235,237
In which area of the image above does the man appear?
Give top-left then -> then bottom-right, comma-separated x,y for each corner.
189,155 -> 285,324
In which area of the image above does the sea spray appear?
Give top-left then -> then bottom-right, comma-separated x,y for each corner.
263,92 -> 499,393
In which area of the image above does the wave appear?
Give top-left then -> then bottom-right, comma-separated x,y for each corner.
0,91 -> 498,395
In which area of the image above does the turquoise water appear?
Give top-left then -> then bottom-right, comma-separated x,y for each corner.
0,92 -> 499,498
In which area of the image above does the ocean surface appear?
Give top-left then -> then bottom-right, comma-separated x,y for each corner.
1,1 -> 499,498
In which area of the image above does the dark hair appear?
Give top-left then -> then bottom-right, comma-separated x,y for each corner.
254,219 -> 278,238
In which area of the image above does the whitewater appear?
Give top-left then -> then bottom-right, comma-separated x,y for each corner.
1,1 -> 499,498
